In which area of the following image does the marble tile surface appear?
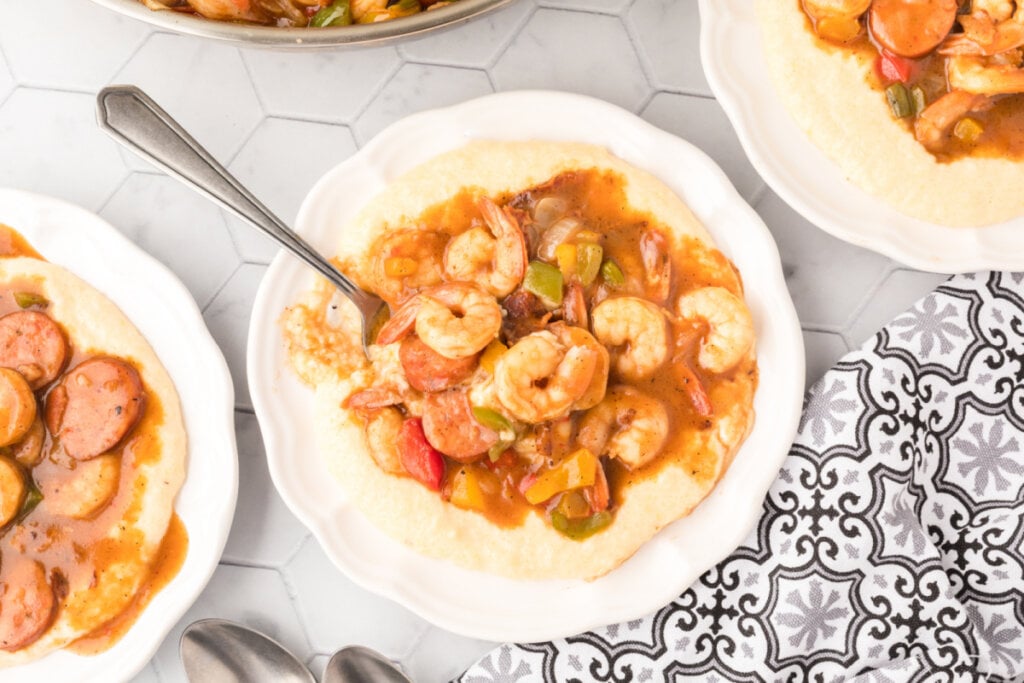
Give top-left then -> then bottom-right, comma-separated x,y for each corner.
0,1 -> 956,681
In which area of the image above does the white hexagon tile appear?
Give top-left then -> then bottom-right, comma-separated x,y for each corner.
0,0 -> 955,681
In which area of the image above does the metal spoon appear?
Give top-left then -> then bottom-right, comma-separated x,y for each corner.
180,618 -> 315,683
323,645 -> 413,683
95,84 -> 388,356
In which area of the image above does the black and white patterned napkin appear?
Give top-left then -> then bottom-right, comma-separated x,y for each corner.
458,272 -> 1024,682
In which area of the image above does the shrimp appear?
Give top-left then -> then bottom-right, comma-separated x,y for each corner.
421,389 -> 497,462
913,90 -> 993,149
375,283 -> 502,359
576,385 -> 669,470
946,54 -> 1024,95
942,0 -> 1024,55
639,230 -> 672,304
370,228 -> 447,306
591,297 -> 670,382
363,406 -> 405,474
552,323 -> 609,411
443,198 -> 527,298
186,0 -> 311,23
494,329 -> 603,423
0,560 -> 56,652
676,287 -> 754,374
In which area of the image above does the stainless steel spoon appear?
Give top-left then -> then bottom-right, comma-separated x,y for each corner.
323,645 -> 413,683
180,618 -> 315,683
95,84 -> 388,356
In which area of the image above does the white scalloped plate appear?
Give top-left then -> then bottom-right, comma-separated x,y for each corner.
248,91 -> 804,643
699,0 -> 1024,273
0,189 -> 237,682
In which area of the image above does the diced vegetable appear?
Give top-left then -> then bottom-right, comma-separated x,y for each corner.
954,117 -> 984,144
555,490 -> 591,519
311,0 -> 353,27
523,260 -> 563,308
600,259 -> 625,287
575,230 -> 601,242
397,418 -> 445,491
479,339 -> 507,374
555,243 -> 577,279
576,243 -> 603,286
815,15 -> 862,43
551,510 -> 612,540
910,86 -> 927,115
384,257 -> 417,278
524,448 -> 597,505
472,406 -> 515,462
17,479 -> 42,522
448,466 -> 486,511
487,441 -> 513,463
876,51 -> 916,84
13,292 -> 47,309
885,83 -> 912,119
471,406 -> 514,437
361,0 -> 420,22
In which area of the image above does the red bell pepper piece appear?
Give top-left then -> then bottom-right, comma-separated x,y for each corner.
397,418 -> 445,491
876,50 -> 917,84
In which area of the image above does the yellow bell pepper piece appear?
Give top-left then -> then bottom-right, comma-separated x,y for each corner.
480,339 -> 507,374
954,117 -> 983,144
384,257 -> 417,278
524,448 -> 597,505
555,243 -> 577,279
449,466 -> 486,512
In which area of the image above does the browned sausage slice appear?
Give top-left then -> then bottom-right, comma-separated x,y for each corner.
869,0 -> 958,58
0,311 -> 67,390
0,560 -> 56,652
45,358 -> 145,460
399,337 -> 477,393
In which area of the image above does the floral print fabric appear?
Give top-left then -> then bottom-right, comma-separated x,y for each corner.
459,272 -> 1024,682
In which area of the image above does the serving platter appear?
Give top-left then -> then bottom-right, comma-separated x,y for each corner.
699,0 -> 1024,273
0,189 -> 237,682
248,90 -> 804,642
88,0 -> 513,48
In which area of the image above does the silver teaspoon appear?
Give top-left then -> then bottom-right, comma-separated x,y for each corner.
323,645 -> 412,683
95,84 -> 388,357
180,618 -> 315,683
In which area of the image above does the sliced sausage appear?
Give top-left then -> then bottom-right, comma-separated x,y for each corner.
399,337 -> 477,393
0,457 -> 25,527
0,311 -> 67,390
0,368 -> 36,448
10,416 -> 44,468
45,358 -> 145,461
0,560 -> 56,652
868,0 -> 958,58
40,454 -> 120,519
421,389 -> 497,463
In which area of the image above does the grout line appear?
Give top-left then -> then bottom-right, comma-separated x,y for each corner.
277,555 -> 321,653
218,557 -> 280,571
346,54 -> 405,131
800,322 -> 846,335
107,27 -> 156,87
482,0 -> 539,70
200,261 -> 242,314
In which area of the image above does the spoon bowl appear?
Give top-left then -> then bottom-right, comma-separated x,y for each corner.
95,85 -> 388,356
323,645 -> 412,683
180,619 -> 315,683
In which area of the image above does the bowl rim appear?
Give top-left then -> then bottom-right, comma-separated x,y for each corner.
87,0 -> 515,48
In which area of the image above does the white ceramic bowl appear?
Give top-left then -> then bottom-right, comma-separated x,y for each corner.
0,189 -> 237,682
248,91 -> 804,643
699,0 -> 1024,273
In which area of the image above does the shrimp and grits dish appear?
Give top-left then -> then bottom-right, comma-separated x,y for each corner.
282,140 -> 758,580
138,0 -> 460,27
0,226 -> 187,665
758,0 -> 1024,226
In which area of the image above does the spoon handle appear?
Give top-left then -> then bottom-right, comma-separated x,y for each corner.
95,85 -> 371,307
